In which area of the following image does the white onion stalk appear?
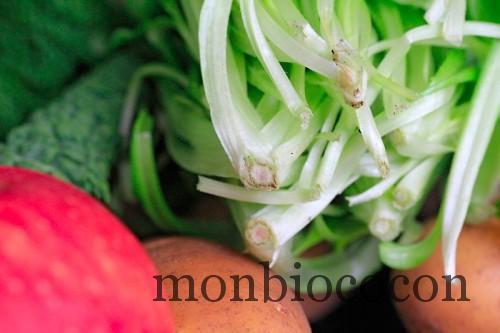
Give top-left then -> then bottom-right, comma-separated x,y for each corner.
197,176 -> 317,205
239,0 -> 312,127
369,197 -> 404,241
243,87 -> 454,261
393,155 -> 442,210
424,0 -> 448,24
255,1 -> 369,109
442,0 -> 466,45
200,0 -> 277,190
365,22 -> 500,58
297,105 -> 339,189
441,44 -> 500,277
347,159 -> 419,206
424,0 -> 466,45
355,104 -> 390,178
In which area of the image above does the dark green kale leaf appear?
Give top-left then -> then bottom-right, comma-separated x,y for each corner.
0,55 -> 139,202
0,0 -> 115,136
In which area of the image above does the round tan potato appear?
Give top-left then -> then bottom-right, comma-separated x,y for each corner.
392,218 -> 500,333
145,237 -> 311,333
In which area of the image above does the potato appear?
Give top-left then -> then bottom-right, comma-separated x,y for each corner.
145,237 -> 311,333
392,218 -> 500,333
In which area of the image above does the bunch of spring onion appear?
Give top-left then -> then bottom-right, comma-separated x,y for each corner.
124,0 -> 500,294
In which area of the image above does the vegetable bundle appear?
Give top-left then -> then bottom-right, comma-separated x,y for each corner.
130,0 -> 500,294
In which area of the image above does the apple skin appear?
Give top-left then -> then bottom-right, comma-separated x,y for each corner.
0,166 -> 173,333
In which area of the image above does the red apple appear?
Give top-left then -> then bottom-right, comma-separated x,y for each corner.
0,166 -> 173,332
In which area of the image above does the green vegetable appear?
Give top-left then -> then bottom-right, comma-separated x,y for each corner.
129,110 -> 242,248
439,43 -> 500,277
0,0 -> 114,136
468,0 -> 500,24
468,122 -> 500,222
123,0 -> 500,293
0,55 -> 138,202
